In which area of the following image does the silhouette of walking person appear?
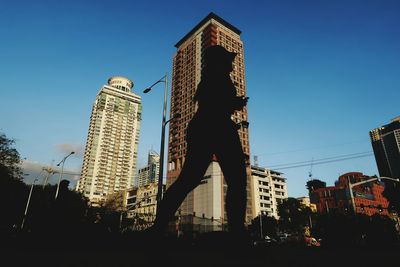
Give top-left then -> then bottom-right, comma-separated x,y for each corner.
152,45 -> 249,236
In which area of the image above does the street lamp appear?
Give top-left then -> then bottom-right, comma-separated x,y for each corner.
21,178 -> 39,229
55,151 -> 75,200
142,73 -> 169,216
348,176 -> 400,214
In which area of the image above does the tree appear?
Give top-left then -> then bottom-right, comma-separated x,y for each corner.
250,214 -> 278,239
0,132 -> 27,231
277,198 -> 311,233
0,132 -> 22,179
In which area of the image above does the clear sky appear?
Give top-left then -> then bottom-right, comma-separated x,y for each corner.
1,0 -> 399,197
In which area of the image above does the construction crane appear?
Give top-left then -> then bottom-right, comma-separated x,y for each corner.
308,157 -> 314,179
253,155 -> 259,167
41,160 -> 80,188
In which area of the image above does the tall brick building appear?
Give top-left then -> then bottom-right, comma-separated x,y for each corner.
167,13 -> 253,225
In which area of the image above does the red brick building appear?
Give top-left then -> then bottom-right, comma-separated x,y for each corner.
309,172 -> 390,216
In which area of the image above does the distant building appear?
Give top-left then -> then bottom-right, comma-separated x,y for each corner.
77,76 -> 142,206
309,172 -> 390,216
131,183 -> 166,230
251,165 -> 288,219
137,150 -> 160,187
297,196 -> 317,213
370,116 -> 400,179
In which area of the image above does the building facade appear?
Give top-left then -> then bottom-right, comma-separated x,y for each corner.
370,116 -> 400,179
77,76 -> 142,206
167,12 -> 253,225
251,165 -> 288,219
124,183 -> 165,230
137,150 -> 160,187
297,196 -> 317,213
309,172 -> 390,216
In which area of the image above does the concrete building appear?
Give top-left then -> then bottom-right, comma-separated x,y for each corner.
124,183 -> 166,230
297,196 -> 317,213
251,165 -> 288,219
370,116 -> 400,179
137,150 -> 160,187
77,76 -> 142,206
167,12 -> 253,227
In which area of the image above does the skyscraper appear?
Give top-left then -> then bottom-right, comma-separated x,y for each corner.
167,13 -> 253,224
78,76 -> 142,206
370,116 -> 400,179
137,150 -> 160,187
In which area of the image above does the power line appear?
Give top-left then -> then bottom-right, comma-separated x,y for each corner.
268,151 -> 373,168
256,140 -> 369,156
273,153 -> 373,171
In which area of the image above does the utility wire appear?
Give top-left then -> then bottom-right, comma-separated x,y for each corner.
257,140 -> 368,156
268,151 -> 373,168
273,153 -> 373,170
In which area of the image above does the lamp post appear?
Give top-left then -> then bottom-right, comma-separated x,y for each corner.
348,176 -> 400,214
143,73 -> 169,216
21,178 -> 38,229
259,212 -> 263,239
55,151 -> 75,200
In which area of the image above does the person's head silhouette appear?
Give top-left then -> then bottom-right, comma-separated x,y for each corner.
203,45 -> 237,74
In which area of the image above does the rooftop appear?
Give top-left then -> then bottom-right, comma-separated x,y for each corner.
175,12 -> 241,48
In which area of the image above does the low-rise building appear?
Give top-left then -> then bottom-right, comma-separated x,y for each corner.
297,196 -> 317,213
251,165 -> 288,219
309,172 -> 390,216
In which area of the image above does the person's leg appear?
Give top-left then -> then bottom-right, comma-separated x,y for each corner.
215,126 -> 247,234
153,142 -> 212,231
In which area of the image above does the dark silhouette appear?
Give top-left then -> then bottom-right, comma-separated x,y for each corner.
152,45 -> 249,235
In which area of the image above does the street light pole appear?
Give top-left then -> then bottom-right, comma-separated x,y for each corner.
259,212 -> 263,239
21,178 -> 38,229
143,73 -> 169,216
55,151 -> 75,200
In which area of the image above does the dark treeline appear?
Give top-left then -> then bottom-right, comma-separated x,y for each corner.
1,132 -> 399,251
250,197 -> 398,247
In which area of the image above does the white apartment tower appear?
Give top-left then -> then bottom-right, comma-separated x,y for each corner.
251,165 -> 288,219
78,76 -> 142,205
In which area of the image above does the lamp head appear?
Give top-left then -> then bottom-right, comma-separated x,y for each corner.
143,88 -> 151,93
71,151 -> 75,155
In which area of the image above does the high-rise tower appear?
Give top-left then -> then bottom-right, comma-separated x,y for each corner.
370,116 -> 400,179
167,13 -> 253,224
78,76 -> 142,205
137,150 -> 160,187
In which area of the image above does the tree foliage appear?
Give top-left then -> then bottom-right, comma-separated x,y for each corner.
277,197 -> 312,233
0,132 -> 22,179
250,215 -> 278,238
0,132 -> 27,230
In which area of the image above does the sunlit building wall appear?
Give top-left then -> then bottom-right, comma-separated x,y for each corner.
78,76 -> 142,206
251,166 -> 288,219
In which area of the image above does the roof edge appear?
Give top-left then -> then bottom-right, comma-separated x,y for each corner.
175,12 -> 241,48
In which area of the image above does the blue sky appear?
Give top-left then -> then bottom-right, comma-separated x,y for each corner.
0,0 -> 399,197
